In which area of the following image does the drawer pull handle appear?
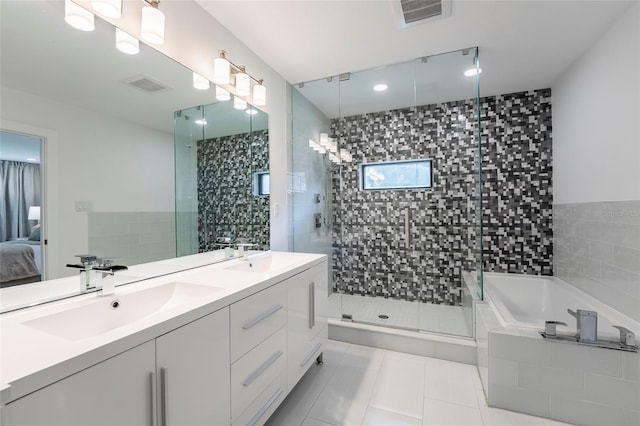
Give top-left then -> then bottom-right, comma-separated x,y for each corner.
150,372 -> 157,426
248,387 -> 284,426
308,281 -> 315,329
242,304 -> 283,330
300,343 -> 323,367
160,367 -> 169,426
243,350 -> 283,387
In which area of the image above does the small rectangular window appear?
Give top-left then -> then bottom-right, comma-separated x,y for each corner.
253,171 -> 270,196
360,159 -> 432,190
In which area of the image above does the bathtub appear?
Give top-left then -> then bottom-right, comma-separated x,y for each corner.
483,272 -> 639,341
477,273 -> 640,425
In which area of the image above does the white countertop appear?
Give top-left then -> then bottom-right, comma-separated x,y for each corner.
0,251 -> 326,404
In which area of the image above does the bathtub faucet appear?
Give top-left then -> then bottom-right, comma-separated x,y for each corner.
567,309 -> 598,343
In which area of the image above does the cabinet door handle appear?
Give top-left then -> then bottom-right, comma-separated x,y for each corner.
160,367 -> 169,426
247,387 -> 284,426
308,281 -> 315,329
150,372 -> 157,426
300,343 -> 322,367
243,350 -> 283,387
242,304 -> 283,330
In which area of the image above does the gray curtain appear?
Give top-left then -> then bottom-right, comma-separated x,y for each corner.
0,160 -> 41,242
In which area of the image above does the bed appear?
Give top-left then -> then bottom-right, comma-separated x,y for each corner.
0,240 -> 42,288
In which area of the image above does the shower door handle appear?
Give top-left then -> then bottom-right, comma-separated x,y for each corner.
404,208 -> 411,246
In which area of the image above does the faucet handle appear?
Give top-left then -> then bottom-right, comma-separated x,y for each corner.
613,326 -> 636,346
545,320 -> 567,337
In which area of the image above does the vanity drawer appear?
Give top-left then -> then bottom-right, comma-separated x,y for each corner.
232,372 -> 287,426
288,326 -> 327,392
231,325 -> 286,422
230,282 -> 287,362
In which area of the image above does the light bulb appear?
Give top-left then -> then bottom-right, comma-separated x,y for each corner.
253,83 -> 266,106
235,72 -> 250,97
213,57 -> 230,85
141,5 -> 165,45
91,0 -> 121,18
65,0 -> 95,32
115,28 -> 139,55
193,73 -> 210,90
216,86 -> 231,101
233,96 -> 247,110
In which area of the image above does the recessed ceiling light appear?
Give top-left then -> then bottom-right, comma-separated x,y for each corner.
195,119 -> 207,125
373,83 -> 388,92
246,109 -> 258,115
464,68 -> 482,77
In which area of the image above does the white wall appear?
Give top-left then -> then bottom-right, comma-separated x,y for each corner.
552,2 -> 639,204
2,86 -> 174,278
80,0 -> 290,251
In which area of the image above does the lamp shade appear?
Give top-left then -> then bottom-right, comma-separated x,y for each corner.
252,83 -> 266,106
28,206 -> 40,221
193,72 -> 210,90
216,85 -> 231,101
91,0 -> 121,18
213,57 -> 230,85
141,5 -> 165,45
115,28 -> 139,55
233,96 -> 247,110
65,0 -> 95,31
235,72 -> 251,97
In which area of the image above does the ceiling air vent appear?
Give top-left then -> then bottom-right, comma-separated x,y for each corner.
122,74 -> 171,94
394,0 -> 452,27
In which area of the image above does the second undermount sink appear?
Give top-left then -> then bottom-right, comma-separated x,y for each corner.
23,282 -> 222,341
224,253 -> 297,274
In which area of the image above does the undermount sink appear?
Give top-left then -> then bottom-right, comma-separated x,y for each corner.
23,282 -> 222,341
224,254 -> 296,274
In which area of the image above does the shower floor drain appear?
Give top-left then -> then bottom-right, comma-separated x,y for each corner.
378,314 -> 389,320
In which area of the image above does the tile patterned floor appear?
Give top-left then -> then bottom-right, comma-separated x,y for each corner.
266,340 -> 572,426
329,294 -> 473,337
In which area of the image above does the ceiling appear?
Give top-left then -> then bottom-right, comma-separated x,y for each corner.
195,0 -> 633,100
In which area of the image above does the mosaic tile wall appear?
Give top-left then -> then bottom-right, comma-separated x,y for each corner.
197,130 -> 269,252
331,89 -> 553,305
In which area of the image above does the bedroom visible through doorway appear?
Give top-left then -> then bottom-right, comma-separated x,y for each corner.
0,130 -> 44,287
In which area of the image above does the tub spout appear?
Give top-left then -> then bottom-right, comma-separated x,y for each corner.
568,309 -> 598,343
544,320 -> 567,337
613,326 -> 636,347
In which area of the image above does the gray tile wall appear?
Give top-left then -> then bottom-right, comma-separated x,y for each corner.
554,200 -> 640,322
197,130 -> 270,251
331,89 -> 553,305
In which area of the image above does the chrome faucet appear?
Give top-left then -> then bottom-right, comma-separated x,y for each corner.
235,239 -> 257,260
568,309 -> 598,343
66,255 -> 127,295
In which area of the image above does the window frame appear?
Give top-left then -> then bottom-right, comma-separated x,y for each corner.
359,158 -> 433,191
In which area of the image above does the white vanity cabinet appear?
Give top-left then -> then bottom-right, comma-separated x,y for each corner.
4,340 -> 156,426
287,260 -> 329,391
4,308 -> 230,426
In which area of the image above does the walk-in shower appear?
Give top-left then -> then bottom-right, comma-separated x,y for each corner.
291,48 -> 482,338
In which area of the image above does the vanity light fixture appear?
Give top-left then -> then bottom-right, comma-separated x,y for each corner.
233,96 -> 247,110
213,50 -> 267,106
140,0 -> 165,45
192,72 -> 210,90
115,28 -> 139,54
235,69 -> 251,97
253,81 -> 266,106
464,67 -> 482,77
373,83 -> 388,92
91,0 -> 122,19
65,0 -> 95,31
216,86 -> 231,101
213,52 -> 231,85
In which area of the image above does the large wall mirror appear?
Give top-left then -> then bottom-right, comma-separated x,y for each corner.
0,0 -> 269,311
